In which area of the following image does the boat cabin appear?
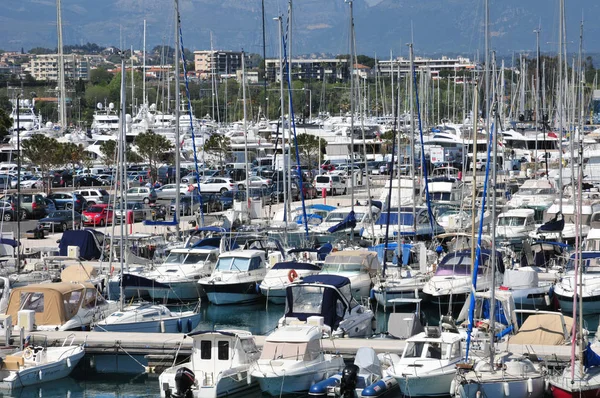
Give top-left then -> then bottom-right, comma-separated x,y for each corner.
320,251 -> 379,275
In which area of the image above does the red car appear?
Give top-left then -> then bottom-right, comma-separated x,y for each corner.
302,182 -> 318,199
82,204 -> 113,227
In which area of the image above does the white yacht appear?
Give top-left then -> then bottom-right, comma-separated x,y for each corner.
384,327 -> 463,397
198,250 -> 267,305
91,103 -> 120,135
9,98 -> 42,131
159,330 -> 260,398
495,208 -> 536,246
554,251 -> 600,315
259,261 -> 321,304
250,325 -> 344,395
319,250 -> 379,300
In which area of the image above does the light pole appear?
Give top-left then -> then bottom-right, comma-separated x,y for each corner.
302,88 -> 312,122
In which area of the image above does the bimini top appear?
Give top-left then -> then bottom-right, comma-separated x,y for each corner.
6,282 -> 98,327
323,250 -> 380,271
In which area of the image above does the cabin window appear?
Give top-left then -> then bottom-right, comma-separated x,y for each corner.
447,342 -> 461,359
20,292 -> 44,313
200,340 -> 212,359
404,341 -> 425,358
426,343 -> 442,359
290,285 -> 324,314
217,341 -> 229,360
184,253 -> 210,264
64,291 -> 82,317
82,289 -> 98,309
240,338 -> 258,354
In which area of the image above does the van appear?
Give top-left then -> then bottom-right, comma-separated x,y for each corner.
314,174 -> 346,195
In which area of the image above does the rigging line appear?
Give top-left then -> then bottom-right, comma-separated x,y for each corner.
177,15 -> 204,227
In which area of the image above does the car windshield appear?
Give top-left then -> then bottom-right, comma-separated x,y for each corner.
86,206 -> 104,213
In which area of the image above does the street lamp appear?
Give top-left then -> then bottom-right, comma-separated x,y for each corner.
302,88 -> 311,122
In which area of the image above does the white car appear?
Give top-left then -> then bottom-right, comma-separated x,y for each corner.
198,177 -> 235,193
74,188 -> 110,205
237,176 -> 273,190
155,183 -> 190,199
314,174 -> 346,195
19,177 -> 43,189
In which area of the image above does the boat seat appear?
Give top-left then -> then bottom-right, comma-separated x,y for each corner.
2,355 -> 24,370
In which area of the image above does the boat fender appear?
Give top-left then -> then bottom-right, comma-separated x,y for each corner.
161,320 -> 166,333
450,379 -> 456,396
67,358 -> 72,368
39,370 -> 43,380
288,269 -> 298,282
187,318 -> 193,332
177,319 -> 183,333
544,294 -> 551,307
503,381 -> 510,396
527,378 -> 533,394
255,282 -> 260,294
362,379 -> 388,397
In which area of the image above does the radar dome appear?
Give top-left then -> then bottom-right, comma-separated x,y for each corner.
109,103 -> 115,110
125,114 -> 132,123
46,122 -> 53,128
97,103 -> 103,110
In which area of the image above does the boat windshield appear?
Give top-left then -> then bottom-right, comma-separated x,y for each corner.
289,285 -> 325,314
260,341 -> 319,361
183,253 -> 211,264
436,254 -> 484,276
403,341 -> 425,358
215,257 -> 251,272
517,188 -> 555,195
321,262 -> 362,273
497,216 -> 526,226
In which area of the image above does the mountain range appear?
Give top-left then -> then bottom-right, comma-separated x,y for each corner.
1,0 -> 599,59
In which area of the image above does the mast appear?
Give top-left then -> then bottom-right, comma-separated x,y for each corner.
118,50 -> 127,311
174,0 -> 181,238
131,46 -> 135,116
348,0 -> 355,240
143,19 -> 147,106
408,44 -> 416,235
56,0 -> 67,129
242,52 -> 250,221
558,0 -> 565,217
276,16 -> 288,232
261,0 -> 267,118
286,1 -> 293,218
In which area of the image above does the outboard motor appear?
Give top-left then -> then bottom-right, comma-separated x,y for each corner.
340,364 -> 359,398
172,367 -> 195,398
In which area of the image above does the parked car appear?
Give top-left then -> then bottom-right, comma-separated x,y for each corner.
47,192 -> 87,212
301,182 -> 318,199
219,191 -> 235,210
1,193 -> 47,220
0,200 -> 17,222
237,176 -> 273,190
44,198 -> 57,215
125,187 -> 157,203
51,171 -> 73,188
38,210 -> 82,232
155,183 -> 189,200
197,177 -> 235,194
19,176 -> 43,189
270,181 -> 300,203
75,189 -> 110,205
74,175 -> 106,187
170,195 -> 201,216
314,174 -> 346,195
82,204 -> 113,227
113,202 -> 149,223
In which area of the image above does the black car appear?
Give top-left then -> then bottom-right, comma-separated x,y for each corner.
75,176 -> 105,187
270,181 -> 300,203
220,191 -> 234,210
51,171 -> 74,188
38,210 -> 82,232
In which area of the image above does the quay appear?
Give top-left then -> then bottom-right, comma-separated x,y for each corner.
25,330 -> 575,366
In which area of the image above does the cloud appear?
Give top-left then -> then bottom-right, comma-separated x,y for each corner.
306,23 -> 331,31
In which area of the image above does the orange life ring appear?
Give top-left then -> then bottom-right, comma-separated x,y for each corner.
288,269 -> 299,283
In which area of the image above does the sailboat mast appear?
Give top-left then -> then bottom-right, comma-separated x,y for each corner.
577,18 -> 585,377
408,44 -> 416,234
261,0 -> 267,117
174,0 -> 181,238
242,52 -> 250,221
558,0 -> 565,217
118,50 -> 127,311
131,46 -> 135,116
349,0 -> 356,240
276,16 -> 288,232
143,19 -> 147,106
56,0 -> 66,129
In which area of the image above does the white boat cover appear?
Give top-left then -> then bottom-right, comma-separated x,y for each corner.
354,346 -> 381,375
502,269 -> 539,289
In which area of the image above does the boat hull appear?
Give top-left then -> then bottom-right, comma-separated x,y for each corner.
456,376 -> 545,398
259,286 -> 286,305
257,372 -> 329,396
93,313 -> 201,333
397,370 -> 455,397
147,281 -> 205,301
202,282 -> 262,305
0,347 -> 84,391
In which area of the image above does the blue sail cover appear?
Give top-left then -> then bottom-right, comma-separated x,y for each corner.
327,210 -> 356,233
584,342 -> 600,370
59,230 -> 102,260
121,273 -> 170,290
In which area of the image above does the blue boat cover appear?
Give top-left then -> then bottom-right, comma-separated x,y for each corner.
194,226 -> 229,233
327,210 -> 356,233
191,237 -> 222,249
59,230 -> 102,260
0,238 -> 18,247
271,261 -> 320,271
584,342 -> 600,370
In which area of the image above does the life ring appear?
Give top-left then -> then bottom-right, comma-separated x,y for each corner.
23,347 -> 34,360
288,269 -> 299,283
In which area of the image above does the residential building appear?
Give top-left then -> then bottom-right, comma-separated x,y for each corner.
235,70 -> 259,84
377,55 -> 477,76
193,50 -> 243,80
264,58 -> 349,82
25,54 -> 91,81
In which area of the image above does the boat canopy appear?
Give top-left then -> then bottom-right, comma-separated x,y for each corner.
271,261 -> 321,271
6,282 -> 100,327
284,275 -> 356,330
323,251 -> 380,272
508,313 -> 573,346
61,264 -> 98,283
